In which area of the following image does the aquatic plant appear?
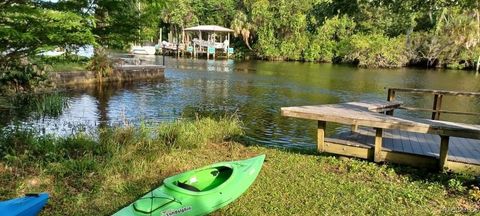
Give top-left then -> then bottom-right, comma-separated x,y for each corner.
4,93 -> 69,120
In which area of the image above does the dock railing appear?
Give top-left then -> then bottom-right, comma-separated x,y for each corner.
386,87 -> 480,120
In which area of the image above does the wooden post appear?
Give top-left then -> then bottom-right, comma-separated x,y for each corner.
317,121 -> 326,153
162,45 -> 165,66
159,28 -> 162,45
476,55 -> 480,72
386,89 -> 396,116
194,35 -> 198,58
351,124 -> 358,133
439,135 -> 450,171
432,94 -> 443,120
374,128 -> 383,162
227,33 -> 231,58
175,26 -> 179,59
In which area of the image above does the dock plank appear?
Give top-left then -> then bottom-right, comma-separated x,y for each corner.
391,130 -> 404,152
421,133 -> 437,156
281,102 -> 480,139
455,137 -> 480,164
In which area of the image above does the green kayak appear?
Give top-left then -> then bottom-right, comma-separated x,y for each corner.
113,154 -> 265,216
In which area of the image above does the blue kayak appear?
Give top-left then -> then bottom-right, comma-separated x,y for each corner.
0,193 -> 49,216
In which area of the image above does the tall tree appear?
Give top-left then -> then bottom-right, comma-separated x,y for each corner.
93,0 -> 143,49
0,1 -> 95,65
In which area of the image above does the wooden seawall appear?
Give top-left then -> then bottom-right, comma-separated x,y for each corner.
49,65 -> 165,87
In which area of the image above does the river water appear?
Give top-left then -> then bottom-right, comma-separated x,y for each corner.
3,56 -> 480,148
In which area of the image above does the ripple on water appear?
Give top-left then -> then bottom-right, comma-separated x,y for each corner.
3,56 -> 480,148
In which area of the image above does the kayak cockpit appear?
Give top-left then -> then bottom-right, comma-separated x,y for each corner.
172,166 -> 233,192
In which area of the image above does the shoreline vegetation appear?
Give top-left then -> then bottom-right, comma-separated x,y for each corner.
2,1 -> 480,92
0,117 -> 479,215
163,0 -> 480,70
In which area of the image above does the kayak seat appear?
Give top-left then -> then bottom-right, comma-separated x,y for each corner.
172,166 -> 233,192
176,182 -> 201,192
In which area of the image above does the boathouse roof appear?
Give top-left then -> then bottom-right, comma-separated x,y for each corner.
184,25 -> 234,32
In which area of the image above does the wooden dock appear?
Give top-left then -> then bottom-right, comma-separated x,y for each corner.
281,88 -> 480,174
333,128 -> 480,165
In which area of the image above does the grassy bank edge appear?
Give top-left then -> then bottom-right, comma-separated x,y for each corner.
0,118 -> 479,215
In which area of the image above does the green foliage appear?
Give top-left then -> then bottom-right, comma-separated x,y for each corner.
409,7 -> 480,68
27,93 -> 69,119
154,0 -> 480,68
0,2 -> 95,63
0,0 -> 170,91
88,47 -> 114,79
304,15 -> 356,62
0,1 -> 95,91
157,117 -> 243,149
40,55 -> 89,72
0,92 -> 69,121
448,178 -> 467,192
338,34 -> 409,67
2,0 -> 479,90
231,11 -> 255,50
161,0 -> 199,28
94,0 -> 144,49
191,0 -> 236,27
0,59 -> 49,92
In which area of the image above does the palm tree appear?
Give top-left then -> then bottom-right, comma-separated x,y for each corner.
231,11 -> 255,50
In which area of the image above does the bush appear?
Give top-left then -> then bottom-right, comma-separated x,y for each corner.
0,59 -> 49,92
88,47 -> 113,79
304,15 -> 356,62
338,34 -> 409,68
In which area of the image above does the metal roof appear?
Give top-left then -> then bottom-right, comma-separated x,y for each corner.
184,25 -> 234,32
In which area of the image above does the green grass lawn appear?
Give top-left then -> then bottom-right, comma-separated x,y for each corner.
49,62 -> 87,72
0,117 -> 479,215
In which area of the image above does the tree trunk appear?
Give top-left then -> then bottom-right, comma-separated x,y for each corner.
477,55 -> 480,72
245,39 -> 253,50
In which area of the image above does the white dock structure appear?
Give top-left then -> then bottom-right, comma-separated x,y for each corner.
183,25 -> 234,59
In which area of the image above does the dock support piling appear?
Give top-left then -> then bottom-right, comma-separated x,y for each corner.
374,128 -> 383,162
432,94 -> 443,120
162,45 -> 165,66
317,121 -> 326,153
439,135 -> 450,171
386,89 -> 396,116
351,124 -> 358,133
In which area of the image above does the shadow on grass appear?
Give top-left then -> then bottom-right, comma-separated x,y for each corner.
231,134 -> 479,190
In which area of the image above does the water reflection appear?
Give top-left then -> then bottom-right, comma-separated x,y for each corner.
1,57 -> 479,148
